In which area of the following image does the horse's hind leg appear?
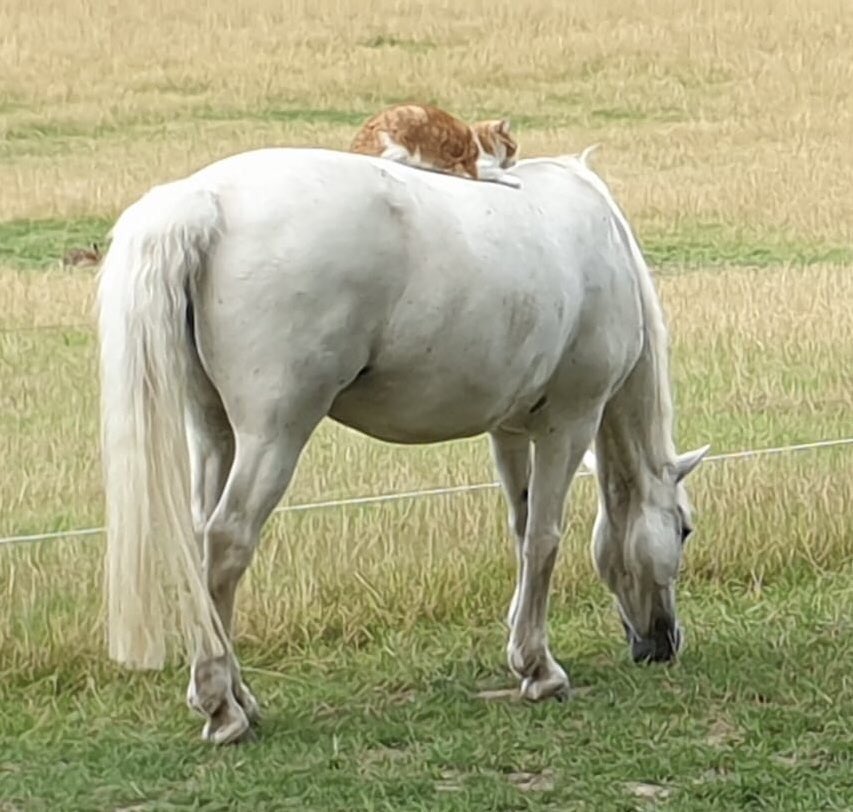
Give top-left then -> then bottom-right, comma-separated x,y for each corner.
186,352 -> 234,556
489,430 -> 531,629
187,398 -> 328,744
185,345 -> 264,720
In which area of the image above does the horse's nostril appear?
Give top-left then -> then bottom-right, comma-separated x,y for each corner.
631,637 -> 660,663
630,623 -> 681,664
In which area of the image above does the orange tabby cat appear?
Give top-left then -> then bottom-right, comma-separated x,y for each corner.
351,104 -> 520,188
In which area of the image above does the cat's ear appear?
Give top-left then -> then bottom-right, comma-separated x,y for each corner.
496,119 -> 511,135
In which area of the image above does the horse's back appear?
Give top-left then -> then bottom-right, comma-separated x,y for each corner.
187,148 -> 643,442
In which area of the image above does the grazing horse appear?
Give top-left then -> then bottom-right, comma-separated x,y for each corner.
96,147 -> 708,743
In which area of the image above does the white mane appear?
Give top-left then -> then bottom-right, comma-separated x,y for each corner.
557,146 -> 676,465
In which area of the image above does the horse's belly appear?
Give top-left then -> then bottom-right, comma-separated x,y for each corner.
329,347 -> 539,442
328,283 -> 573,443
328,394 -> 498,444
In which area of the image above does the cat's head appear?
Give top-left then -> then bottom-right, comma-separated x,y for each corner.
473,119 -> 518,168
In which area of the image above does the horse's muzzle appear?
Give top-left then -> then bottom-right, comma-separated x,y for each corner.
623,617 -> 683,664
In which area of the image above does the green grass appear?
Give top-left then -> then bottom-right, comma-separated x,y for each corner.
1,577 -> 851,810
0,217 -> 111,269
0,114 -> 202,161
2,215 -> 852,272
639,222 -> 853,270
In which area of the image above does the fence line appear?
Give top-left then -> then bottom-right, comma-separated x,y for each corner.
1,436 -> 850,550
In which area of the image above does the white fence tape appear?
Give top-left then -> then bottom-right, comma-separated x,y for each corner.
1,437 -> 851,549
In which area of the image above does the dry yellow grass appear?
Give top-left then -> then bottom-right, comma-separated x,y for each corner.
1,0 -> 852,242
2,263 -> 850,670
1,0 -> 852,673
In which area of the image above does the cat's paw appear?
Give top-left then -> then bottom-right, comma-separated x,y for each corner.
497,174 -> 522,189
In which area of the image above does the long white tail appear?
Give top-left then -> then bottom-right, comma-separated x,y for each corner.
97,180 -> 227,670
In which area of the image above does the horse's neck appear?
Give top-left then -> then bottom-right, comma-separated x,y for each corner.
574,161 -> 676,516
595,315 -> 675,512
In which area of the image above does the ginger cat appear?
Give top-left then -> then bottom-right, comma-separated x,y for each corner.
351,104 -> 521,188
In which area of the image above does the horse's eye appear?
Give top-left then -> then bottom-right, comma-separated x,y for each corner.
677,507 -> 694,544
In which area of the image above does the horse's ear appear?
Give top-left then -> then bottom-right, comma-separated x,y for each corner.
674,445 -> 710,482
582,449 -> 598,476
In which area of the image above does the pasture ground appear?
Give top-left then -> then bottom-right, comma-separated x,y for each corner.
1,580 -> 851,810
1,0 -> 852,809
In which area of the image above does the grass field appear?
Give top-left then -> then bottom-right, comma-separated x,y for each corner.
1,0 -> 852,809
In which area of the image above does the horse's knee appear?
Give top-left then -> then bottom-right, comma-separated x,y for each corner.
522,527 -> 561,573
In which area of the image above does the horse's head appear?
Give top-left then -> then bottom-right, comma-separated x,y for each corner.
586,445 -> 708,663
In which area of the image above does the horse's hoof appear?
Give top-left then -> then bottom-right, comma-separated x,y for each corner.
208,721 -> 257,745
235,680 -> 262,723
201,697 -> 251,745
519,665 -> 570,703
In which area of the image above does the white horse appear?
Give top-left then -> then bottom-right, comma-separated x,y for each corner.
97,146 -> 708,744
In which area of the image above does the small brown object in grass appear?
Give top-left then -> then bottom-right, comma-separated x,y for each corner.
62,242 -> 102,268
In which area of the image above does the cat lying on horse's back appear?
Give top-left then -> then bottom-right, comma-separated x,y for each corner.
351,103 -> 520,188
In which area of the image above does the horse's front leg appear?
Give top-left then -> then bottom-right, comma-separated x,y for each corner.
507,418 -> 597,702
489,430 -> 531,629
